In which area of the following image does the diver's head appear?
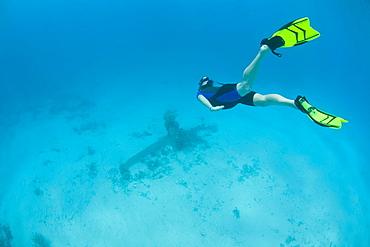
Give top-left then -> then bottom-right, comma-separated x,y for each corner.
198,76 -> 214,89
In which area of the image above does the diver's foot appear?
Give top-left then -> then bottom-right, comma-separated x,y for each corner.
261,37 -> 284,57
260,44 -> 270,51
260,44 -> 270,56
294,95 -> 308,113
261,37 -> 284,50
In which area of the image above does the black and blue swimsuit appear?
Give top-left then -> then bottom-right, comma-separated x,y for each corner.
197,84 -> 257,109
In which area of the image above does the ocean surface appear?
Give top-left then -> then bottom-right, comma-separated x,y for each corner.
1,0 -> 369,246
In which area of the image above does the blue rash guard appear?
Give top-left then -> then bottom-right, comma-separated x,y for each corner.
197,84 -> 257,109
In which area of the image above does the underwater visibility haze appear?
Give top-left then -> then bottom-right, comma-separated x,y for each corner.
0,0 -> 369,246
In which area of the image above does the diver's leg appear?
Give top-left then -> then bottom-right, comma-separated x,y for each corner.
253,93 -> 298,109
236,45 -> 270,96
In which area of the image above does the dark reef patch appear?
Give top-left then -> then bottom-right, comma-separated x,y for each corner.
0,221 -> 13,247
31,232 -> 51,247
232,207 -> 241,219
238,159 -> 261,182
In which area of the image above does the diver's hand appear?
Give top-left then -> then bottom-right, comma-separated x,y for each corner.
210,105 -> 225,111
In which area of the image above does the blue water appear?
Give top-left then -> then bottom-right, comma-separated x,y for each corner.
1,0 -> 369,246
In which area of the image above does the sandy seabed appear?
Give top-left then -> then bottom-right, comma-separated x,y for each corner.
0,90 -> 369,247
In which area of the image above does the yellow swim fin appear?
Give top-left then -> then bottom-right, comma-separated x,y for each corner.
261,17 -> 321,57
295,96 -> 348,129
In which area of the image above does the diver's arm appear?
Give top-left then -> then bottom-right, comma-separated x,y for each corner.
197,95 -> 224,111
